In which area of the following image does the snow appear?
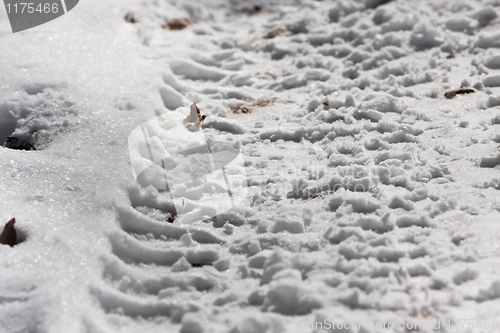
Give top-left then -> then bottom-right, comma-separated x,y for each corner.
2,0 -> 500,332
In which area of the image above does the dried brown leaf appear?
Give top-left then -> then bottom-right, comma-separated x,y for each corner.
124,12 -> 136,23
265,72 -> 277,80
163,18 -> 193,30
264,28 -> 286,39
0,218 -> 17,247
184,103 -> 206,131
248,5 -> 262,16
305,191 -> 333,201
234,97 -> 275,114
444,88 -> 474,99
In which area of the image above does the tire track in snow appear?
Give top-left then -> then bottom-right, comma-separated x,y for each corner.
91,0 -> 500,331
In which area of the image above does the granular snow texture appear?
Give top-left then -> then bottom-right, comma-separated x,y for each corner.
1,0 -> 500,332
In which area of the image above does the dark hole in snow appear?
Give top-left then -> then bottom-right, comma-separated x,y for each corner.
365,0 -> 393,9
191,263 -> 212,267
2,136 -> 36,151
452,235 -> 465,246
0,107 -> 17,144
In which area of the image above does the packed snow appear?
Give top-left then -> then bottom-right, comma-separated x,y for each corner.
2,0 -> 500,332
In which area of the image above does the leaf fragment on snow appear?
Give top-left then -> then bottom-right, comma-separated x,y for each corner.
265,72 -> 277,80
248,5 -> 262,16
163,19 -> 193,30
183,103 -> 206,131
234,97 -> 275,114
444,88 -> 474,99
0,218 -> 17,247
264,28 -> 286,39
124,12 -> 136,23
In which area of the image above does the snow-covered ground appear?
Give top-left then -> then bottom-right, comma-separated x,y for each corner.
2,0 -> 500,332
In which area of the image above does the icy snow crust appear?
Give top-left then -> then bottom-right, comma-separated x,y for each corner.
2,0 -> 500,332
